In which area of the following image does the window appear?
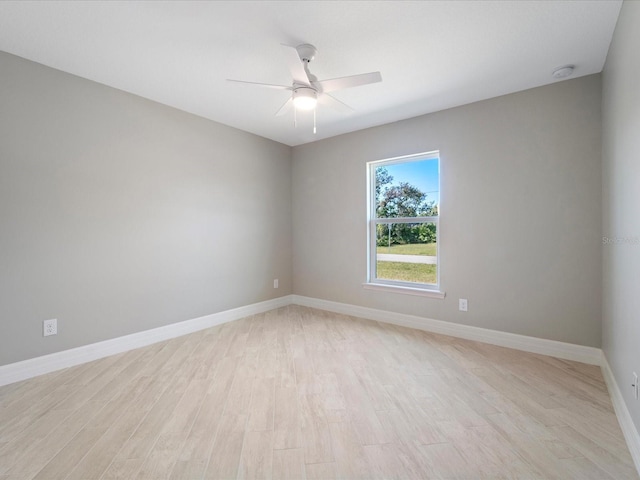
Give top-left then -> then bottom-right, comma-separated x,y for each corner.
366,151 -> 443,297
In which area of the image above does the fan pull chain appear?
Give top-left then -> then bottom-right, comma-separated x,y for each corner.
313,109 -> 317,134
294,107 -> 297,128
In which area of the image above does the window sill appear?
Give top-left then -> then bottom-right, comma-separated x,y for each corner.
362,282 -> 446,299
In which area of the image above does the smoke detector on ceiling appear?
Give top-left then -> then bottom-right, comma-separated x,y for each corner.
552,65 -> 575,79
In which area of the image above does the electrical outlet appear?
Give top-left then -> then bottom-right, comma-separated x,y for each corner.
459,299 -> 468,312
273,278 -> 279,289
43,319 -> 57,337
633,372 -> 638,400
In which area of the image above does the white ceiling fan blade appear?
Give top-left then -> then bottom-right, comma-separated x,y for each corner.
227,79 -> 291,90
316,71 -> 382,93
275,97 -> 293,116
319,93 -> 354,114
280,44 -> 310,86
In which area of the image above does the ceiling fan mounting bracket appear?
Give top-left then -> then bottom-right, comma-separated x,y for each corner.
296,44 -> 317,63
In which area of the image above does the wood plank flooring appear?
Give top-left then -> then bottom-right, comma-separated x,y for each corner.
0,305 -> 637,479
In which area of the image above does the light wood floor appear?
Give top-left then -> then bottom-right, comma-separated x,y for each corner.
0,305 -> 637,479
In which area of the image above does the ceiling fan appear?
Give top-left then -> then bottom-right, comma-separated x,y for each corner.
227,44 -> 382,133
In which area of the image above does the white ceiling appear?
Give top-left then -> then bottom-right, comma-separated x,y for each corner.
0,1 -> 622,146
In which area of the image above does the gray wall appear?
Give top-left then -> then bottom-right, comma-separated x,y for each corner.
0,47 -> 607,367
292,75 -> 602,347
0,52 -> 292,365
602,1 -> 640,432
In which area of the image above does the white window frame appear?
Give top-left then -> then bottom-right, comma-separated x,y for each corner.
364,151 -> 444,298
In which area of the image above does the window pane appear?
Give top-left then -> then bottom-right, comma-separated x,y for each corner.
375,159 -> 439,219
375,222 -> 437,285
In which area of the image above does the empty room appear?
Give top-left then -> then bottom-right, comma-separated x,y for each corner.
1,1 -> 639,478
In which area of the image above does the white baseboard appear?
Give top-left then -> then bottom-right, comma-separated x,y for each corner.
290,295 -> 603,365
290,295 -> 638,475
601,355 -> 640,473
0,295 -> 292,387
1,292 -> 638,476
0,293 -> 603,384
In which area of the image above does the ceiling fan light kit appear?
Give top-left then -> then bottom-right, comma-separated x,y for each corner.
227,43 -> 382,133
292,87 -> 317,111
